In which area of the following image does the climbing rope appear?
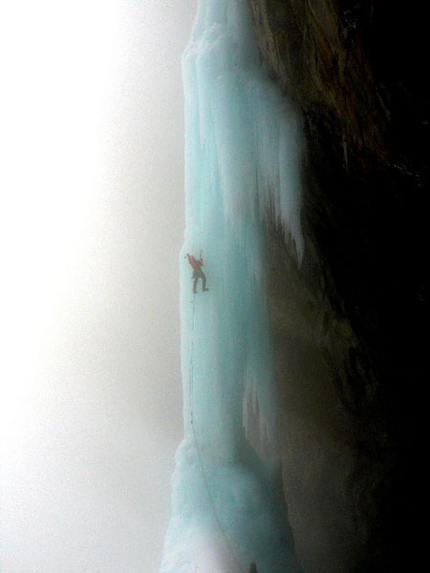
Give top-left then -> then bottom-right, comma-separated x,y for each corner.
188,295 -> 243,573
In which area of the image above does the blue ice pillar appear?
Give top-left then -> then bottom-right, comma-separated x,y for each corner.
160,1 -> 304,572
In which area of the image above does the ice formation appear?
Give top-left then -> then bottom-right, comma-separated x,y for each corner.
160,1 -> 304,572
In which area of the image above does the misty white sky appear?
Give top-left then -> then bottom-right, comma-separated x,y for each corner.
1,1 -> 196,571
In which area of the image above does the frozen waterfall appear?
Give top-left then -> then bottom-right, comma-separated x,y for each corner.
160,1 -> 304,572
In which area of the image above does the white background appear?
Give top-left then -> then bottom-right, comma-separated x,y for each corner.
1,1 -> 196,571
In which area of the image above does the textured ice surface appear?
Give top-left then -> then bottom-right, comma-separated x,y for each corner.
160,2 -> 304,572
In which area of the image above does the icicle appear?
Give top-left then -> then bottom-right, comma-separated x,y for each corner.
342,130 -> 349,172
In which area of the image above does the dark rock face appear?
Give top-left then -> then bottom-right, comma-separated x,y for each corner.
250,1 -> 429,572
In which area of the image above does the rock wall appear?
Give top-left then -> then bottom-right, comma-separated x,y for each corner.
250,1 -> 429,572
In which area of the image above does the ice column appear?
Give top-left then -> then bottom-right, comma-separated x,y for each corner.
160,1 -> 304,572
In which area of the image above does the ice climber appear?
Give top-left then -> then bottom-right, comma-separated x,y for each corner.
186,253 -> 209,294
248,563 -> 259,573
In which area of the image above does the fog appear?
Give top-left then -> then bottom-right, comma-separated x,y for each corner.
1,1 -> 196,572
